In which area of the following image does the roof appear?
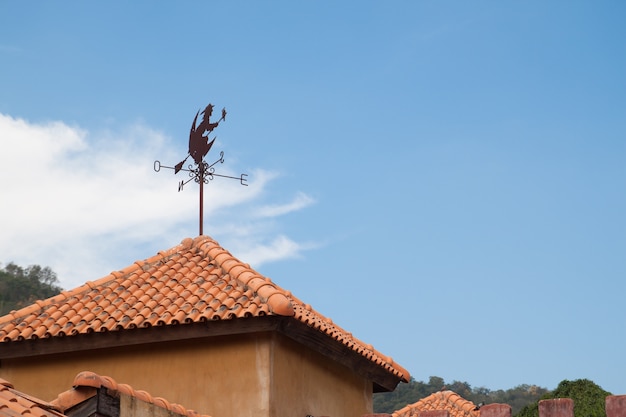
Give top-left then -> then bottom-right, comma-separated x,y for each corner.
0,378 -> 64,417
392,390 -> 479,417
0,372 -> 208,417
0,235 -> 409,389
51,371 -> 210,417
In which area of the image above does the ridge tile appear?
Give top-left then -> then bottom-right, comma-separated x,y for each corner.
392,390 -> 479,417
50,371 -> 211,417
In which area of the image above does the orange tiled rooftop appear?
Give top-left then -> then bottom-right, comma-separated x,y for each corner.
51,371 -> 211,417
0,371 -> 209,417
0,235 -> 409,384
0,378 -> 64,417
392,390 -> 480,417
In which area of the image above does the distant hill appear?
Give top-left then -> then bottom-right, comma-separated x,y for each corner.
0,262 -> 63,316
374,376 -> 549,415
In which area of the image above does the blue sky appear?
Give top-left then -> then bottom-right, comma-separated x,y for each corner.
1,2 -> 625,396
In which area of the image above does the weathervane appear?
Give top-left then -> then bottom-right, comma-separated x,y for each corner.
154,103 -> 248,235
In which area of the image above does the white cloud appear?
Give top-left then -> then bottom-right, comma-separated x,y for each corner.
0,113 -> 315,289
254,192 -> 316,218
234,236 -> 301,268
233,235 -> 304,267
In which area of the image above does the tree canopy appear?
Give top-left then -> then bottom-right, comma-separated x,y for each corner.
373,376 -> 549,414
516,379 -> 611,417
0,262 -> 63,316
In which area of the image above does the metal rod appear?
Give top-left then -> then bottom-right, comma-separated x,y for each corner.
199,162 -> 204,235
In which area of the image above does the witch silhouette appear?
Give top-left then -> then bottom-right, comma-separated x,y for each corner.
175,104 -> 226,173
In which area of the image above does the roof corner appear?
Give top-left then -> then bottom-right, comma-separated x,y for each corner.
267,292 -> 295,316
57,372 -> 214,417
72,371 -> 107,389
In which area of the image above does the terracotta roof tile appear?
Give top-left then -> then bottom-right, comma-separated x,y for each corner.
0,378 -> 65,417
51,371 -> 210,417
392,390 -> 480,417
0,235 -> 409,383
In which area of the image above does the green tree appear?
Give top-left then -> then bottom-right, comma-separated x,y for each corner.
374,377 -> 547,415
447,380 -> 473,399
499,385 -> 550,415
515,379 -> 611,417
374,376 -> 446,413
0,262 -> 63,315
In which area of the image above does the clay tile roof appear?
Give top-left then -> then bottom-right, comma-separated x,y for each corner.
51,371 -> 210,417
0,378 -> 65,417
0,236 -> 409,384
392,390 -> 480,417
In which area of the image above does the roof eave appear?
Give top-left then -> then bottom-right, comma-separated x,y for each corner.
278,317 -> 408,392
0,316 -> 282,360
0,315 -> 407,392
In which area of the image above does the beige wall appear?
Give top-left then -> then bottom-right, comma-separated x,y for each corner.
0,332 -> 373,417
1,333 -> 271,416
271,335 -> 373,417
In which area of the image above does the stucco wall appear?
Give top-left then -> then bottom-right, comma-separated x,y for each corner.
0,331 -> 373,417
271,334 -> 373,417
0,333 -> 272,417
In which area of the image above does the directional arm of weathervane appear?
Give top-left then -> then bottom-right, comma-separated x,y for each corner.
208,172 -> 248,186
178,177 -> 195,192
208,151 -> 225,169
154,160 -> 192,173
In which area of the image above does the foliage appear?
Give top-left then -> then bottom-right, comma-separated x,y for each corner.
374,376 -> 446,413
489,384 -> 550,415
0,262 -> 63,316
516,379 -> 611,417
374,376 -> 549,415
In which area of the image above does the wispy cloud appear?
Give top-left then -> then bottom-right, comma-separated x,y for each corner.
0,113 -> 315,289
254,192 -> 316,218
233,235 -> 304,266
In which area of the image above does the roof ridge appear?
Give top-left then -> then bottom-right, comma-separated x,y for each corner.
391,390 -> 478,417
292,302 -> 410,382
54,371 -> 212,417
193,235 -> 294,316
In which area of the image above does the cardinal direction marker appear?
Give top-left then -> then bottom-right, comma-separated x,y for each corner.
154,103 -> 247,236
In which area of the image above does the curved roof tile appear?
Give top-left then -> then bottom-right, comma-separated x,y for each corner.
0,235 -> 409,383
51,371 -> 210,417
392,390 -> 479,417
0,378 -> 65,417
